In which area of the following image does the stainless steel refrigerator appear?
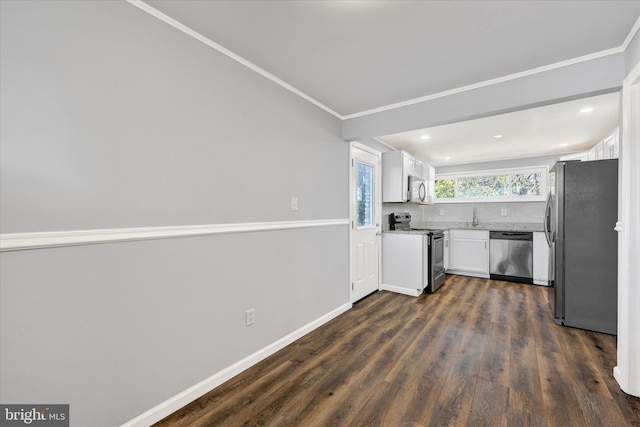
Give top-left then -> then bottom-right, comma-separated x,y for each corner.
544,159 -> 618,335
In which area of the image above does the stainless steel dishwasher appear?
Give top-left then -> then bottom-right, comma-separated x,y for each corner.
489,231 -> 533,284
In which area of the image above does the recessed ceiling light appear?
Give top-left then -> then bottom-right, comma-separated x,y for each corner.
492,134 -> 504,139
420,134 -> 430,141
579,107 -> 594,114
444,156 -> 451,160
559,143 -> 569,147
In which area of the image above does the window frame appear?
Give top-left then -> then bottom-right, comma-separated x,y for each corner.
435,165 -> 549,203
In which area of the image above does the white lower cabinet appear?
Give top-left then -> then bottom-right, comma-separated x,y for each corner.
445,229 -> 548,284
448,229 -> 490,278
533,232 -> 550,286
382,233 -> 426,297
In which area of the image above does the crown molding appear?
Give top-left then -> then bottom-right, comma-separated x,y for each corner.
127,1 -> 640,122
126,0 -> 342,119
371,137 -> 397,151
340,47 -> 624,120
622,15 -> 640,50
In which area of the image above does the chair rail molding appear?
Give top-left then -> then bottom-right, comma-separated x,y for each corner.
0,219 -> 349,252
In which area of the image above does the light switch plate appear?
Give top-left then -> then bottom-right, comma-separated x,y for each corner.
246,309 -> 255,326
291,197 -> 298,211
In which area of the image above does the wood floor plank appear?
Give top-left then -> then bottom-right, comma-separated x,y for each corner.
172,358 -> 299,427
533,312 -> 590,427
427,372 -> 476,427
508,284 -> 545,418
154,275 -> 640,427
557,325 -> 614,398
383,291 -> 467,385
479,319 -> 511,386
293,297 -> 425,426
582,330 -> 640,424
574,388 -> 631,427
352,380 -> 427,427
381,278 -> 483,425
505,407 -> 548,427
467,378 -> 509,427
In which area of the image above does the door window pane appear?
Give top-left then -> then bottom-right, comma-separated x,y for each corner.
357,162 -> 374,227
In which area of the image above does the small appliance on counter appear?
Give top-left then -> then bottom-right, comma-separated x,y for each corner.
383,213 -> 446,294
389,212 -> 412,230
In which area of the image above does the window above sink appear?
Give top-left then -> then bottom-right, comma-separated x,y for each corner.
435,165 -> 548,203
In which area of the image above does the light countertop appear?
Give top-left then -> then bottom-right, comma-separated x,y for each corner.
407,221 -> 544,232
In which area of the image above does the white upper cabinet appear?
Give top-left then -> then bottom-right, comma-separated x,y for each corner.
382,150 -> 434,204
383,151 -> 410,202
561,127 -> 619,162
409,157 -> 424,179
588,128 -> 618,160
425,164 -> 436,204
602,128 -> 619,159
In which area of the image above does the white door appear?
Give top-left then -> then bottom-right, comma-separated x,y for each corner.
350,143 -> 381,302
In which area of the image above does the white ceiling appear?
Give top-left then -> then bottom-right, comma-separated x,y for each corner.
143,0 -> 639,165
378,92 -> 621,166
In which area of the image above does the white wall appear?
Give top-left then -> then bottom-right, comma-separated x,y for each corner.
0,1 -> 346,231
0,1 -> 349,425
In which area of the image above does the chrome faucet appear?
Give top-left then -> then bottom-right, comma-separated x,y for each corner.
472,208 -> 479,227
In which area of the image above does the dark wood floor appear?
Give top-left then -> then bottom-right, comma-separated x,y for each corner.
155,275 -> 640,427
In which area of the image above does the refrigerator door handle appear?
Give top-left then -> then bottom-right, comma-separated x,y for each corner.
544,192 -> 552,247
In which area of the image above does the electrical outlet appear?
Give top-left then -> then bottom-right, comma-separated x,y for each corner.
291,197 -> 298,212
501,208 -> 508,216
439,209 -> 445,216
245,309 -> 255,326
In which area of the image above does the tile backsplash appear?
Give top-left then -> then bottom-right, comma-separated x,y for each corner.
382,201 -> 545,230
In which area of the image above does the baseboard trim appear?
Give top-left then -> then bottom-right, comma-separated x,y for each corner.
445,270 -> 490,279
380,283 -> 422,297
614,366 -> 624,390
0,219 -> 349,252
120,301 -> 352,427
